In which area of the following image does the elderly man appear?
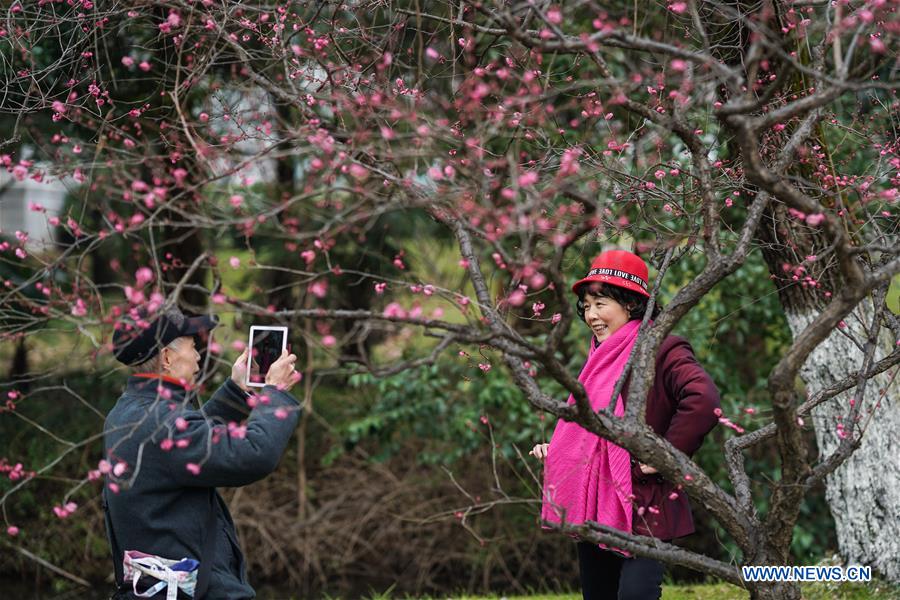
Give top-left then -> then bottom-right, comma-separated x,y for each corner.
104,306 -> 300,599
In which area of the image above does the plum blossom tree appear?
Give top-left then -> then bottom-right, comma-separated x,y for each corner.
1,1 -> 898,598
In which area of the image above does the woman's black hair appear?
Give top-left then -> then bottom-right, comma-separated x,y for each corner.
575,282 -> 662,322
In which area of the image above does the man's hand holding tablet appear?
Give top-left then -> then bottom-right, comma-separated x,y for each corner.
231,347 -> 298,392
246,326 -> 292,388
264,349 -> 299,391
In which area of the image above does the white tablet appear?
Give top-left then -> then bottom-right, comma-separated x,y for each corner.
246,326 -> 288,388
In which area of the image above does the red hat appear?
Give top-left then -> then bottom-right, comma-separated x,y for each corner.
571,250 -> 650,297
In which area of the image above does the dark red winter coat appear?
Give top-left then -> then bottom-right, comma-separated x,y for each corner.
619,335 -> 721,540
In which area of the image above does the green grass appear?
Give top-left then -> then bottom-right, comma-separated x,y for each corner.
441,579 -> 899,600
887,274 -> 900,314
254,579 -> 900,600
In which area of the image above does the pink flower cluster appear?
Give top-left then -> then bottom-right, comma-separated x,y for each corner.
713,407 -> 745,434
246,394 -> 270,409
787,208 -> 826,226
53,502 -> 78,519
98,459 -> 128,477
383,302 -> 425,319
0,458 -> 34,481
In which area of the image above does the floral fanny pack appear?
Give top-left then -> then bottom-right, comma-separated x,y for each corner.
123,550 -> 199,600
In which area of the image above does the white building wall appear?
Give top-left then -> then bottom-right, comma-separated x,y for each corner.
0,172 -> 67,249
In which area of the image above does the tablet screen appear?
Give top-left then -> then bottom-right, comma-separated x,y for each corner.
249,328 -> 286,385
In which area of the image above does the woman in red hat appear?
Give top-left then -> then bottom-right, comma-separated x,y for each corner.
531,249 -> 721,600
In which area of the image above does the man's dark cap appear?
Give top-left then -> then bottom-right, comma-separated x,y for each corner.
113,305 -> 219,366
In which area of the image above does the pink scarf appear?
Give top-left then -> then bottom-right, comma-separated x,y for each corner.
541,319 -> 638,539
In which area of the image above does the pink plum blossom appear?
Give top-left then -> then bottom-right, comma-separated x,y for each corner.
348,163 -> 369,180
507,290 -> 526,307
309,280 -> 328,298
869,37 -> 886,54
71,299 -> 87,317
135,267 -> 154,286
518,171 -> 539,187
383,302 -> 407,318
805,213 -> 825,226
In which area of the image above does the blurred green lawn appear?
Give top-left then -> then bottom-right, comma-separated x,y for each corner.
887,275 -> 900,314
256,579 -> 900,600
441,579 -> 899,600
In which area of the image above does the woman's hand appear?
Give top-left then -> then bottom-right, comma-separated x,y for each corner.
530,443 -> 549,461
639,463 -> 658,475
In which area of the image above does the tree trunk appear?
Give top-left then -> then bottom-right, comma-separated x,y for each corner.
740,0 -> 900,568
750,92 -> 900,582
261,99 -> 300,315
8,335 -> 29,391
780,302 -> 900,582
162,219 -> 208,308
